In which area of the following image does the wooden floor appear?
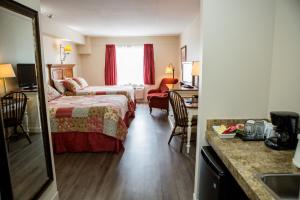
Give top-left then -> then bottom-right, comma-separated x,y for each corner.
9,133 -> 48,200
54,104 -> 196,200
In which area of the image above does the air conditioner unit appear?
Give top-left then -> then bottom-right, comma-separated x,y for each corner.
134,87 -> 145,101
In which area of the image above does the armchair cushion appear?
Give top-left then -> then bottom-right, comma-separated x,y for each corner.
148,89 -> 161,94
147,92 -> 168,101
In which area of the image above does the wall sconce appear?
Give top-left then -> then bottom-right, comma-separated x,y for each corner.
165,63 -> 175,79
60,44 -> 72,64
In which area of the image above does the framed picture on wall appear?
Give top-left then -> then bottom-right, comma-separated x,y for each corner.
181,45 -> 187,62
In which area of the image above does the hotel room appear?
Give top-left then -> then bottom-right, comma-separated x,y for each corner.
0,0 -> 299,200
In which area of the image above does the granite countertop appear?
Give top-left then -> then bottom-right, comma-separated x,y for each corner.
206,129 -> 300,200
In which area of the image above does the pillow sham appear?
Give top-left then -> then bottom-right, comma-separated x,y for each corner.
53,80 -> 66,94
47,85 -> 61,101
63,79 -> 81,92
73,77 -> 88,88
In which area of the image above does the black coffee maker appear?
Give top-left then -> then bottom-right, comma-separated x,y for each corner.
265,111 -> 299,150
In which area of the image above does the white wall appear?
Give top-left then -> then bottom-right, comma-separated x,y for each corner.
199,0 -> 275,143
41,16 -> 85,44
79,36 -> 180,89
0,8 -> 35,94
40,12 -> 85,84
194,0 -> 276,199
194,0 -> 300,199
268,0 -> 300,114
42,35 -> 82,83
14,0 -> 40,11
180,15 -> 201,62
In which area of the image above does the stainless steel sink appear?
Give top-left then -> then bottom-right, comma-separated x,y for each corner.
259,173 -> 300,200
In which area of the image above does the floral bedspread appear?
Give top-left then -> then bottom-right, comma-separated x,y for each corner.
64,86 -> 136,111
48,95 -> 128,140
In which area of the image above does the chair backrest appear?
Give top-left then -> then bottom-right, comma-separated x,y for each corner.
1,92 -> 27,126
159,78 -> 179,93
169,91 -> 188,127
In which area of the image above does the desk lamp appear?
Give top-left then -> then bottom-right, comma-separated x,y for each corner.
192,61 -> 200,87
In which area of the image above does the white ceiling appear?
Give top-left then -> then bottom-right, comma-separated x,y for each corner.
40,0 -> 200,37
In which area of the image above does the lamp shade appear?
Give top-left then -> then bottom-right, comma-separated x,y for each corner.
192,61 -> 200,76
64,44 -> 72,54
0,64 -> 16,78
165,63 -> 174,74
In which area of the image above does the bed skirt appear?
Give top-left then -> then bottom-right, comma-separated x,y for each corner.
124,110 -> 135,127
52,132 -> 124,154
51,111 -> 135,154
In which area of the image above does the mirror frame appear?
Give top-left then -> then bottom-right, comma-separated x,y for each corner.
0,0 -> 54,199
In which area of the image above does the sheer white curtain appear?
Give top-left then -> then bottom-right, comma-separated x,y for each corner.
116,45 -> 144,85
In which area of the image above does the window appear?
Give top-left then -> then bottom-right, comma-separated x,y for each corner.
116,45 -> 144,85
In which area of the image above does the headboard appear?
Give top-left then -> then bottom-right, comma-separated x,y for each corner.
47,64 -> 75,86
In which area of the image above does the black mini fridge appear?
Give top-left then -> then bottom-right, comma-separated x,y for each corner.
199,146 -> 248,200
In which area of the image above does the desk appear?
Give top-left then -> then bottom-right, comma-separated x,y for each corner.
2,90 -> 41,136
167,83 -> 199,154
1,97 -> 29,134
185,102 -> 198,154
166,83 -> 198,98
22,90 -> 41,133
16,89 -> 41,133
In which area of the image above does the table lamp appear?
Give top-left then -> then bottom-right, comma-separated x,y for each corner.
0,64 -> 16,94
191,61 -> 200,87
165,63 -> 175,79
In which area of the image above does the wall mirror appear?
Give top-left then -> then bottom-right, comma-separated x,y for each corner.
0,1 -> 53,199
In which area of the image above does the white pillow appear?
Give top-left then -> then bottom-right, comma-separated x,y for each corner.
53,80 -> 66,94
73,77 -> 89,88
47,85 -> 61,101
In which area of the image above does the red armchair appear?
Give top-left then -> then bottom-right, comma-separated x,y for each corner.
147,78 -> 178,114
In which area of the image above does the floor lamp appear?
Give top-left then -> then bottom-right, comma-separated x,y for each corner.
0,64 -> 16,94
165,63 -> 175,79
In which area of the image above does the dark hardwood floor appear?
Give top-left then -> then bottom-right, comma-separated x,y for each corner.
9,133 -> 48,200
54,104 -> 196,200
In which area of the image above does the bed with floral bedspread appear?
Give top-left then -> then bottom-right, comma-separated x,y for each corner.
49,95 -> 130,153
64,85 -> 136,112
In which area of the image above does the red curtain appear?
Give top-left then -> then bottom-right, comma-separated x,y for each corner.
105,44 -> 117,85
143,44 -> 155,85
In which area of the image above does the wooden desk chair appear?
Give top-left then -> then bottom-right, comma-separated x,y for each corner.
1,92 -> 31,150
168,91 -> 197,152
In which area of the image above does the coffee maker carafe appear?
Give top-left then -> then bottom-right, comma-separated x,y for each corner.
265,111 -> 299,150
